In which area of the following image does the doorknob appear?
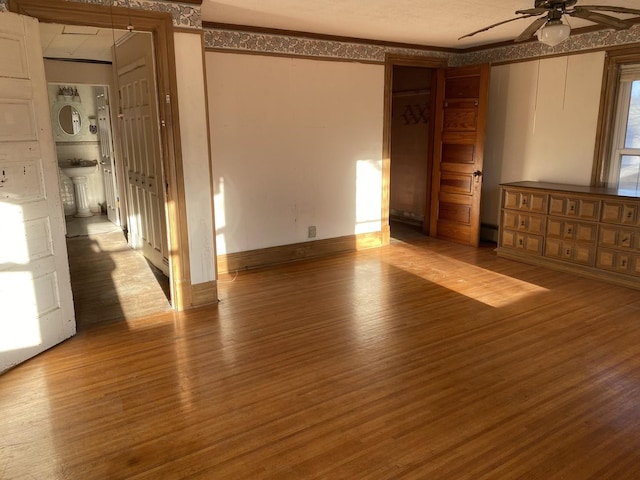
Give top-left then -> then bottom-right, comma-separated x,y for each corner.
473,170 -> 483,177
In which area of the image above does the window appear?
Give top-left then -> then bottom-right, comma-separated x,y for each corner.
608,65 -> 640,192
593,48 -> 640,190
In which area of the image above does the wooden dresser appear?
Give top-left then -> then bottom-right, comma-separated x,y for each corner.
498,181 -> 640,290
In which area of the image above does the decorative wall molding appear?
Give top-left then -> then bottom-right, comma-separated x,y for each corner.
452,25 -> 640,66
204,24 -> 640,65
203,28 -> 449,64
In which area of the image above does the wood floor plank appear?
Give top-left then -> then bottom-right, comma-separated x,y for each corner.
66,229 -> 171,327
2,230 -> 640,479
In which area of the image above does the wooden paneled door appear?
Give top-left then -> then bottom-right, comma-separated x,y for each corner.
0,12 -> 75,372
115,33 -> 169,276
430,64 -> 490,247
97,90 -> 121,226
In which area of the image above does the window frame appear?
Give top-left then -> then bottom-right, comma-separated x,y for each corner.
593,47 -> 640,187
607,67 -> 640,188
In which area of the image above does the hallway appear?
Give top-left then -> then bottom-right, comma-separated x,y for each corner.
65,215 -> 171,330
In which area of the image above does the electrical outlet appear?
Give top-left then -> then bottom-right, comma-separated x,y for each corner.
308,225 -> 316,238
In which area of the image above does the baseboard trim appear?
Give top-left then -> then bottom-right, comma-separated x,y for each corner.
217,231 -> 384,274
480,223 -> 499,243
190,280 -> 219,307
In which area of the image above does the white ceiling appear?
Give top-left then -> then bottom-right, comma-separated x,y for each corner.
201,0 -> 640,48
39,23 -> 128,62
36,1 -> 640,58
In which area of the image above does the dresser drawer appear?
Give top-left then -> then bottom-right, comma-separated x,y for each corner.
503,211 -> 546,234
549,195 -> 600,220
501,229 -> 544,256
599,226 -> 640,252
601,200 -> 640,226
503,189 -> 548,213
596,248 -> 640,277
545,238 -> 596,266
547,218 -> 597,243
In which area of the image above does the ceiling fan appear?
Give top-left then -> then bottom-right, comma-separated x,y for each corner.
459,0 -> 640,46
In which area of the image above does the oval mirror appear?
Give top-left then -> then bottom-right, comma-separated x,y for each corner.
58,105 -> 82,135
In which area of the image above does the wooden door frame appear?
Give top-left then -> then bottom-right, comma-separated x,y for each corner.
9,0 -> 192,310
382,53 -> 448,244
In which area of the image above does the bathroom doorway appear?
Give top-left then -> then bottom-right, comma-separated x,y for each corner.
41,24 -> 172,327
47,82 -> 119,225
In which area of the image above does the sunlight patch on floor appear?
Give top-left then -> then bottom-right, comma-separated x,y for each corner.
387,252 -> 549,308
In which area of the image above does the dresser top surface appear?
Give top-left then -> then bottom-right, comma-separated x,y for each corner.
501,181 -> 640,199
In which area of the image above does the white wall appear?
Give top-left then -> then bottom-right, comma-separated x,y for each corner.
482,51 -> 606,226
44,59 -> 112,85
174,32 -> 216,284
206,50 -> 605,251
206,53 -> 384,255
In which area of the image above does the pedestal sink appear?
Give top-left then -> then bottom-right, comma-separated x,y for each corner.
59,159 -> 98,217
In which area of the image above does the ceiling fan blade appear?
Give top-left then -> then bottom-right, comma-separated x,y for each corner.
574,6 -> 640,16
458,14 -> 541,40
514,16 -> 548,42
515,8 -> 549,15
569,9 -> 632,30
534,0 -> 577,9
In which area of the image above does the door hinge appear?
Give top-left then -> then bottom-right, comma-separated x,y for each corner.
165,94 -> 170,104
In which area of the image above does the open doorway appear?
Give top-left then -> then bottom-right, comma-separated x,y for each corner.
11,0 -> 195,312
384,55 -> 446,243
42,24 -> 171,329
384,56 -> 491,247
389,65 -> 437,242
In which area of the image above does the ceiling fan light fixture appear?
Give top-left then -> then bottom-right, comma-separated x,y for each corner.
537,20 -> 571,46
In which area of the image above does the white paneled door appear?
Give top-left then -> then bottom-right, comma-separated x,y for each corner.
97,91 -> 121,226
116,33 -> 169,276
0,12 -> 75,373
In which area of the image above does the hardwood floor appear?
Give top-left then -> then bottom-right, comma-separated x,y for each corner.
65,217 -> 171,329
2,235 -> 640,479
